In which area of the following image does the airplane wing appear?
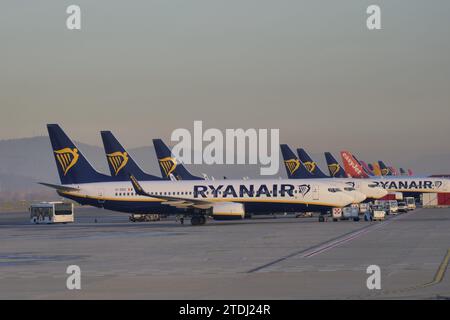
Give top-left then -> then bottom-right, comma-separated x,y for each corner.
38,182 -> 80,192
129,175 -> 213,209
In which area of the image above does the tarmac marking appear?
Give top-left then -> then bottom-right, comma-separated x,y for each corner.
300,210 -> 416,258
247,212 -> 411,273
364,248 -> 450,298
422,249 -> 450,288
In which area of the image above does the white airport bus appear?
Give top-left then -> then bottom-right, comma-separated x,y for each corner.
29,202 -> 74,224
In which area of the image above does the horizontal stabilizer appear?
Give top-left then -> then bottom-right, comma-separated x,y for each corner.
38,182 -> 80,192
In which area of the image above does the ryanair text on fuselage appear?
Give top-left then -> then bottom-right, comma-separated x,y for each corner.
372,179 -> 444,191
193,183 -> 311,198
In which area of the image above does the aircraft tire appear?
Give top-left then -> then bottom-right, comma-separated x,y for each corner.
191,216 -> 199,225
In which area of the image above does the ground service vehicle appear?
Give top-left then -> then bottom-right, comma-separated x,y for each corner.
397,201 -> 408,213
405,197 -> 416,210
372,205 -> 386,221
389,200 -> 399,214
342,206 -> 360,221
30,202 -> 74,224
359,203 -> 369,214
332,208 -> 343,222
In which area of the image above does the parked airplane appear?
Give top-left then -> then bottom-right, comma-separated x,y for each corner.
349,154 -> 374,177
378,161 -> 393,176
152,139 -> 203,181
324,152 -> 347,178
100,131 -> 161,181
360,160 -> 375,176
40,125 -> 354,225
337,150 -> 450,197
281,145 -> 386,201
371,177 -> 450,198
389,166 -> 399,176
372,162 -> 382,176
340,151 -> 370,179
296,148 -> 328,178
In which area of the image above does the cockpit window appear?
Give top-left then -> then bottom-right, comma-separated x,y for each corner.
344,187 -> 355,192
328,188 -> 342,193
368,183 -> 378,188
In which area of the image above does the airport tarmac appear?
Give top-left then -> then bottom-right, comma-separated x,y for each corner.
1,206 -> 450,299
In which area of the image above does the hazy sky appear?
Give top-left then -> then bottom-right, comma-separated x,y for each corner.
1,1 -> 449,162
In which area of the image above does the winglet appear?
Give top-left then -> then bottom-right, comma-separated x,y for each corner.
129,174 -> 149,197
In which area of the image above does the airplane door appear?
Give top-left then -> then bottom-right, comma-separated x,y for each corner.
312,186 -> 319,200
98,189 -> 105,206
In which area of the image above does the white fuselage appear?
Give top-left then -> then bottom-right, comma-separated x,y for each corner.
57,178 -> 355,215
315,178 -> 387,200
370,177 -> 450,194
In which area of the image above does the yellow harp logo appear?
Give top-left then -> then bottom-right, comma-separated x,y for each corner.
159,157 -> 177,177
328,163 -> 340,177
303,161 -> 316,173
381,168 -> 390,176
54,148 -> 79,176
284,159 -> 300,176
106,152 -> 129,176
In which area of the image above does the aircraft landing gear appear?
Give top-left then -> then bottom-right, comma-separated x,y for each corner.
190,215 -> 207,226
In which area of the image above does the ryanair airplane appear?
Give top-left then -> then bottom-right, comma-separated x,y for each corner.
152,138 -> 203,181
325,152 -> 348,178
280,145 -> 387,201
40,125 -> 354,225
100,130 -> 162,181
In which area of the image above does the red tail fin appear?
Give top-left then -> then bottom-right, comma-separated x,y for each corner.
340,151 -> 369,178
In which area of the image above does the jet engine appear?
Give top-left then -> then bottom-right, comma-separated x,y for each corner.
212,202 -> 245,220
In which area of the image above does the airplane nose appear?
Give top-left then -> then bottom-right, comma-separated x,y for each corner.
354,191 -> 367,203
376,187 -> 388,199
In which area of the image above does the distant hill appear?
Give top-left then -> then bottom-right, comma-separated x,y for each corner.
0,136 -> 264,202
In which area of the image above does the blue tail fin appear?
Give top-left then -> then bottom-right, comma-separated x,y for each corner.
280,145 -> 315,179
324,152 -> 347,178
47,124 -> 112,184
101,131 -> 161,181
296,148 -> 328,178
378,161 -> 392,176
399,168 -> 407,176
152,139 -> 203,180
